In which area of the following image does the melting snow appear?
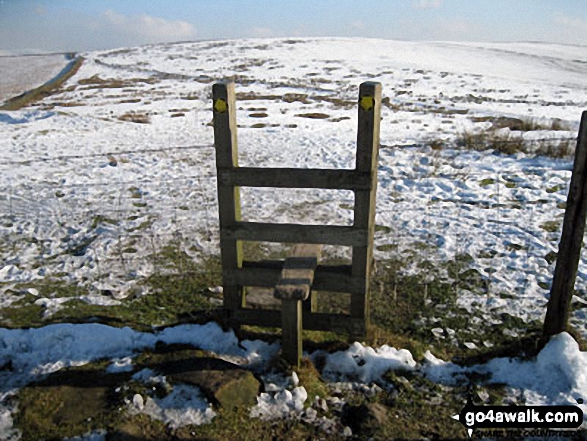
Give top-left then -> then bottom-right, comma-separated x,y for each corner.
0,321 -> 584,438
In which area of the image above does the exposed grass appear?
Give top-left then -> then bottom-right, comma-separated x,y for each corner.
77,74 -> 157,89
2,238 -> 581,440
456,129 -> 525,156
456,128 -> 574,158
295,112 -> 330,119
16,368 -> 131,441
471,116 -> 571,132
0,242 -> 222,331
4,268 -> 580,441
0,57 -> 84,111
118,111 -> 151,124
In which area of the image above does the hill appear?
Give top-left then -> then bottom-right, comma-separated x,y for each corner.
0,37 -> 586,440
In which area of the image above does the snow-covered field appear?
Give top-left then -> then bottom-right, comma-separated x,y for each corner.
1,37 -> 587,438
1,38 -> 586,329
0,53 -> 71,103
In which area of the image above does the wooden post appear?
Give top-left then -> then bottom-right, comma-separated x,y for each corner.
281,299 -> 303,367
544,111 -> 587,337
213,82 -> 244,310
351,82 -> 382,330
274,244 -> 321,367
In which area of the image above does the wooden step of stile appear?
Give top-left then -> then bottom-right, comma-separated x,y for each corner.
274,244 -> 322,367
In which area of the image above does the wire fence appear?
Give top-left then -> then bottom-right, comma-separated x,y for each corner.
1,139 -> 585,335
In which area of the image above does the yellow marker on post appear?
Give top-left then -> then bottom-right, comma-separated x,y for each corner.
214,98 -> 228,113
359,95 -> 374,111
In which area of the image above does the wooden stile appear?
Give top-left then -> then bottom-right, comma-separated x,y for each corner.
212,81 -> 381,363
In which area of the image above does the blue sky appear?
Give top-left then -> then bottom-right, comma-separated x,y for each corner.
1,0 -> 586,52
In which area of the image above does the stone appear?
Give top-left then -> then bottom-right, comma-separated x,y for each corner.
341,402 -> 389,436
154,356 -> 261,409
132,393 -> 144,410
16,369 -> 130,440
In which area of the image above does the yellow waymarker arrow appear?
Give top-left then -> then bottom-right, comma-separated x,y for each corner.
214,98 -> 228,113
359,95 -> 374,111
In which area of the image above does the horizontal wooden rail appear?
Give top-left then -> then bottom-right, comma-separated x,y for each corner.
223,222 -> 366,246
233,308 -> 366,334
228,261 -> 353,292
217,167 -> 372,190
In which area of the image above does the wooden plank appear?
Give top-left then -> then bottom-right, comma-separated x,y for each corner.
225,222 -> 367,246
218,167 -> 372,190
233,308 -> 366,334
213,82 -> 244,309
544,111 -> 587,337
281,299 -> 302,366
232,261 -> 352,292
351,82 -> 382,325
274,244 -> 321,300
276,244 -> 321,366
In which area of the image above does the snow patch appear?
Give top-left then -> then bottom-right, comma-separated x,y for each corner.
135,385 -> 216,428
319,341 -> 416,383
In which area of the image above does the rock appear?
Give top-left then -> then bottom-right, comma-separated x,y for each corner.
154,356 -> 261,409
132,394 -> 144,410
341,402 -> 389,437
16,369 -> 131,440
394,375 -> 413,392
110,414 -> 168,441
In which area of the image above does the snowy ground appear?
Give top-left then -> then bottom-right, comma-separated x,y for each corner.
0,322 -> 585,439
1,37 -> 587,438
1,37 -> 586,331
0,53 -> 71,103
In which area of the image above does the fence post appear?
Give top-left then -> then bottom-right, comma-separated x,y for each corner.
351,82 -> 382,331
213,82 -> 244,310
543,111 -> 587,337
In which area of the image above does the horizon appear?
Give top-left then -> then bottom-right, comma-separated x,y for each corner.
1,0 -> 586,53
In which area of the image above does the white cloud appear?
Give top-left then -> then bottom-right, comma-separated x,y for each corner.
393,14 -> 486,42
351,20 -> 365,31
102,9 -> 197,43
434,17 -> 477,39
553,13 -> 587,45
554,13 -> 587,29
412,0 -> 444,10
249,26 -> 274,38
34,5 -> 47,15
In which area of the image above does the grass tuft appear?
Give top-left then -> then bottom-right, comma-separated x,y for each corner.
456,128 -> 574,158
118,111 -> 151,124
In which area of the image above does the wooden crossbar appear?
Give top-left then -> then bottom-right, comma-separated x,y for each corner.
223,222 -> 366,246
217,167 -> 372,190
228,261 -> 353,292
